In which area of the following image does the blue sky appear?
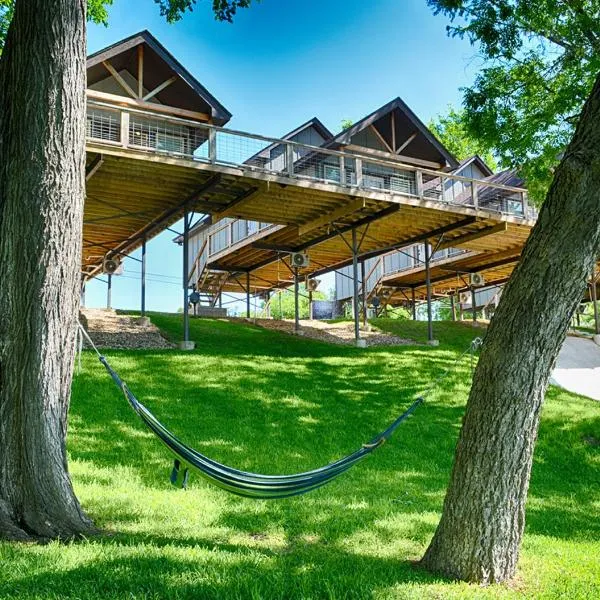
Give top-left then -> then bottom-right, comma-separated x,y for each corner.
84,0 -> 480,313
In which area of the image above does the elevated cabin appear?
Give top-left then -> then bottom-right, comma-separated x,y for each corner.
335,155 -> 500,304
184,99 -> 532,310
84,30 -> 232,277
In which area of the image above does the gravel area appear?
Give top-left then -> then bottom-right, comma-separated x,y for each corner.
80,309 -> 174,350
241,318 -> 415,347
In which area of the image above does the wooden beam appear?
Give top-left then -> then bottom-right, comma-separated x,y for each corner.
298,199 -> 367,237
369,125 -> 394,153
396,132 -> 417,154
213,186 -> 260,220
143,76 -> 177,102
86,89 -> 211,122
137,45 -> 144,99
436,222 -> 508,250
102,60 -> 137,99
344,144 -> 444,169
85,154 -> 104,182
252,242 -> 297,252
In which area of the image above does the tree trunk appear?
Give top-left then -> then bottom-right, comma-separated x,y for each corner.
420,71 -> 600,583
0,0 -> 94,540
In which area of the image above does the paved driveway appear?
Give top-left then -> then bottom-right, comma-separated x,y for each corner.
550,336 -> 600,401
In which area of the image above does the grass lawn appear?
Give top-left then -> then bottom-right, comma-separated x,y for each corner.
1,315 -> 598,599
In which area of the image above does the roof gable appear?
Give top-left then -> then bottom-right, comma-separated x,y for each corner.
327,97 -> 458,170
454,155 -> 494,177
87,30 -> 231,125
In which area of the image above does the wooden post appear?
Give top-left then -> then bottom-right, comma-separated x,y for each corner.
415,170 -> 424,197
472,181 -> 479,210
137,45 -> 144,99
141,237 -> 146,317
287,143 -> 294,177
208,128 -> 216,164
355,159 -> 363,188
339,154 -> 346,185
425,241 -> 433,342
120,111 -> 130,148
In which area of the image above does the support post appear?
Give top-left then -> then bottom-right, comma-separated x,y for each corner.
425,241 -> 435,343
450,293 -> 456,321
591,271 -> 599,335
308,290 -> 313,320
352,228 -> 362,345
361,259 -> 368,328
81,282 -> 86,308
246,271 -> 251,318
294,267 -> 300,333
471,286 -> 477,324
106,274 -> 112,309
180,210 -> 194,350
412,287 -> 417,320
141,237 -> 146,317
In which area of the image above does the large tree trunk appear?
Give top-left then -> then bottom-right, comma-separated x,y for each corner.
421,72 -> 600,583
0,0 -> 94,540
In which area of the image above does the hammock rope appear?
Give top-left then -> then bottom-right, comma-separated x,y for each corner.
78,323 -> 482,499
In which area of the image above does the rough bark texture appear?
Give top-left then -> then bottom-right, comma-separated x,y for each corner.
0,0 -> 94,540
421,72 -> 600,583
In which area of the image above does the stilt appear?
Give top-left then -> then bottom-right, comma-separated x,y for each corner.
351,228 -> 362,345
141,237 -> 146,317
411,287 -> 417,320
361,259 -> 368,327
294,267 -> 300,333
181,211 -> 194,349
471,286 -> 477,324
308,290 -> 313,320
81,281 -> 86,308
424,241 -> 434,343
278,289 -> 283,320
106,274 -> 112,309
246,272 -> 251,318
591,270 -> 599,334
450,293 -> 456,321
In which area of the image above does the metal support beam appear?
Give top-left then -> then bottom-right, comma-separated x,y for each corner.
352,228 -> 361,344
246,272 -> 251,318
425,241 -> 433,342
591,271 -> 599,334
183,211 -> 191,344
471,286 -> 477,324
294,267 -> 300,333
412,287 -> 417,320
450,293 -> 456,321
141,238 -> 147,317
107,274 -> 112,309
81,283 -> 86,308
361,259 -> 368,327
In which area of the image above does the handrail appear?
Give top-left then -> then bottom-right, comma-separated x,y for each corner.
189,238 -> 208,282
86,98 -> 531,199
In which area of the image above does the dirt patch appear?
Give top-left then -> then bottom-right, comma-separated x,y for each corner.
80,309 -> 173,350
240,318 -> 415,347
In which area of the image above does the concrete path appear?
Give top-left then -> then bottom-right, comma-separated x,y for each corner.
550,336 -> 600,401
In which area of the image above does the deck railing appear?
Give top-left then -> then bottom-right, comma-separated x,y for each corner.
86,98 -> 536,221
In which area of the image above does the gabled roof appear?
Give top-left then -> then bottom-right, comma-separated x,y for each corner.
454,155 -> 494,177
87,30 -> 231,125
326,97 -> 459,169
251,117 -> 333,161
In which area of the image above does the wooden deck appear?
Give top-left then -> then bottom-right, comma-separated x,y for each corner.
83,96 -> 535,289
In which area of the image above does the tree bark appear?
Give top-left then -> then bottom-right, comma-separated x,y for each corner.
421,71 -> 600,583
0,0 -> 94,540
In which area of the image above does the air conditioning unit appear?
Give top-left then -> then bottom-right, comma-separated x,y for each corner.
470,272 -> 485,288
460,292 -> 471,304
290,252 -> 309,268
306,278 -> 320,292
103,256 -> 122,275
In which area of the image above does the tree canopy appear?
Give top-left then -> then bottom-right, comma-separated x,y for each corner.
428,106 -> 498,170
0,0 -> 252,53
428,0 -> 600,202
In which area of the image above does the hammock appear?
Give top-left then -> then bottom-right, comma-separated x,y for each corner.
79,324 -> 480,499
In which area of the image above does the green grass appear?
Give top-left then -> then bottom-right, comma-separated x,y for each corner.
1,315 -> 598,599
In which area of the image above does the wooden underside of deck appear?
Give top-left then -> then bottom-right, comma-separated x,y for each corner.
84,144 -> 534,288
